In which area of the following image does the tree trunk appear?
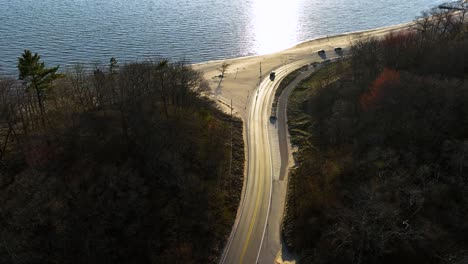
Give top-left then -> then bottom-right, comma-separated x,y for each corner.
33,81 -> 47,128
0,125 -> 11,161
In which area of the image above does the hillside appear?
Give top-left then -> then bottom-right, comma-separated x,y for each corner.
283,8 -> 468,264
0,59 -> 244,263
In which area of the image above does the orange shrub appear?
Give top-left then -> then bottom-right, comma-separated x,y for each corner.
360,68 -> 400,111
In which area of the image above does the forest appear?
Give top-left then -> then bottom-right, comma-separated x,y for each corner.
0,54 -> 244,263
283,7 -> 468,264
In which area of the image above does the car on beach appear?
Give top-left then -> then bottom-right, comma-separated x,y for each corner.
270,71 -> 276,80
317,49 -> 325,55
334,47 -> 342,52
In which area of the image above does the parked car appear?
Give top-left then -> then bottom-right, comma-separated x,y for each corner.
270,71 -> 276,80
317,49 -> 325,55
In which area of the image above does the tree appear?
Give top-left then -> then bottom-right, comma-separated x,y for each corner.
17,50 -> 62,127
109,57 -> 119,75
218,62 -> 230,78
0,78 -> 17,162
215,62 -> 230,95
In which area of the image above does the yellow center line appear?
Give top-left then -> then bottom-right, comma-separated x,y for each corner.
239,86 -> 268,264
239,167 -> 263,264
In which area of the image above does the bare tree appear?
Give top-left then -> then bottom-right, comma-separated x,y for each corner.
218,62 -> 230,78
66,64 -> 95,110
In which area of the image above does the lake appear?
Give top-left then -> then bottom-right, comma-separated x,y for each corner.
0,0 -> 445,75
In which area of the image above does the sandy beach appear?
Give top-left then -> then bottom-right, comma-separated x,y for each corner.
192,22 -> 413,120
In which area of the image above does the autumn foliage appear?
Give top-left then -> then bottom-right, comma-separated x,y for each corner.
360,68 -> 400,111
284,7 -> 468,264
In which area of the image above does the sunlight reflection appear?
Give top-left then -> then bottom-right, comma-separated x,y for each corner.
250,0 -> 302,54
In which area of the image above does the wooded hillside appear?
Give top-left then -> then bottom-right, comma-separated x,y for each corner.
284,7 -> 468,264
0,57 -> 244,263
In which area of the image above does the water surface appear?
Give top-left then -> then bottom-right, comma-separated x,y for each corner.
0,0 -> 445,75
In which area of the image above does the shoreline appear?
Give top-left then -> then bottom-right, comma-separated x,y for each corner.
192,20 -> 413,121
192,21 -> 413,67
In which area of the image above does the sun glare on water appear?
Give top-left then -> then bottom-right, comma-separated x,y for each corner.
250,0 -> 302,55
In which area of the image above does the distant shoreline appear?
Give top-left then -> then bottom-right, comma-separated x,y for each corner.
193,21 -> 413,66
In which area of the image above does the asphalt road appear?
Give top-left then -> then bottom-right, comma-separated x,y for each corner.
256,64 -> 319,264
220,58 -> 314,264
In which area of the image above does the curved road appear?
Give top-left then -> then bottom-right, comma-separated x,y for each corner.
220,58 -> 313,264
